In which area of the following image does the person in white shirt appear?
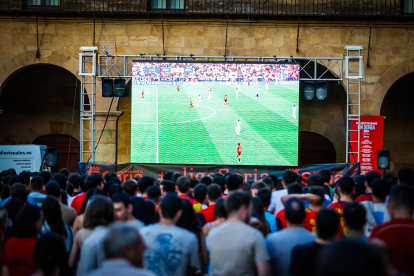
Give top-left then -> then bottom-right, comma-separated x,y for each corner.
265,82 -> 268,91
268,171 -> 299,214
236,88 -> 239,99
236,120 -> 241,136
197,95 -> 202,106
292,105 -> 297,119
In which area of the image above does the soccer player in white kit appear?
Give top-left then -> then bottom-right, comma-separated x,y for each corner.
198,95 -> 202,106
266,81 -> 268,91
236,88 -> 239,99
293,104 -> 297,119
236,119 -> 241,136
208,90 -> 212,99
256,90 -> 259,101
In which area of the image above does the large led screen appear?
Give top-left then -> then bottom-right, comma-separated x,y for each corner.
131,61 -> 299,166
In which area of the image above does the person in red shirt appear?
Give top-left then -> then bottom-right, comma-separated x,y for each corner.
142,89 -> 144,99
176,176 -> 202,212
177,85 -> 180,94
304,186 -> 325,233
224,95 -> 228,106
370,184 -> 414,276
200,184 -> 222,223
190,98 -> 194,109
71,173 -> 103,214
328,176 -> 355,237
3,205 -> 42,276
356,171 -> 381,203
237,143 -> 242,164
137,176 -> 156,200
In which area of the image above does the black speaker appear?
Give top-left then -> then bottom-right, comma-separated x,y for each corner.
45,147 -> 57,167
316,82 -> 328,100
114,79 -> 126,97
102,79 -> 114,97
378,150 -> 390,170
303,82 -> 315,100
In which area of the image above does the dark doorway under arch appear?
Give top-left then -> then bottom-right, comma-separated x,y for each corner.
33,135 -> 80,173
298,131 -> 336,165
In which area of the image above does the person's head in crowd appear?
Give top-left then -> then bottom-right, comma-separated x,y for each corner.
163,172 -> 173,181
83,195 -> 114,229
147,185 -> 162,206
285,198 -> 305,227
66,183 -> 74,197
307,174 -> 324,187
5,198 -> 23,223
316,208 -> 339,242
108,184 -> 123,197
225,174 -> 242,193
242,183 -> 251,194
309,186 -> 325,208
68,173 -> 82,192
257,188 -> 272,210
6,168 -> 16,176
398,167 -> 414,185
109,177 -> 121,185
387,184 -> 414,219
34,232 -> 68,276
42,196 -> 68,239
365,171 -> 381,193
207,183 -> 222,204
14,205 -> 42,238
200,176 -> 213,186
46,181 -> 62,200
138,176 -> 156,198
122,180 -> 138,198
252,197 -> 269,236
343,202 -> 366,239
171,173 -> 182,184
320,169 -> 331,185
39,171 -> 52,185
79,188 -> 104,215
51,173 -> 68,190
287,182 -> 302,194
194,183 -> 207,204
355,175 -> 366,198
133,176 -> 140,183
130,197 -> 150,225
11,184 -> 28,204
80,175 -> 87,193
1,184 -> 10,200
159,194 -> 183,224
190,179 -> 199,189
262,177 -> 274,191
103,180 -> 115,197
226,191 -> 252,224
316,240 -> 386,276
111,193 -> 135,222
214,198 -> 227,219
30,176 -> 44,193
85,173 -> 103,191
251,181 -> 266,197
103,223 -> 146,268
145,200 -> 158,224
58,168 -> 70,177
213,175 -> 226,195
371,179 -> 389,203
336,176 -> 355,201
177,199 -> 201,234
160,180 -> 176,195
18,172 -> 30,187
383,173 -> 394,180
176,176 -> 191,195
282,171 -> 298,188
268,174 -> 279,190
104,172 -> 118,183
9,175 -> 25,186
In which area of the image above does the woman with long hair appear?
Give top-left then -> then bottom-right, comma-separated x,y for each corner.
72,189 -> 103,234
252,197 -> 270,237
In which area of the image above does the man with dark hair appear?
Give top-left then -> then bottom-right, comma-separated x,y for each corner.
289,209 -> 339,276
71,173 -> 103,214
268,174 -> 279,190
266,198 -> 315,276
194,183 -> 207,207
370,184 -> 414,275
356,170 -> 381,203
328,176 -> 355,237
104,172 -> 118,183
200,184 -> 222,223
251,181 -> 267,196
51,173 -> 68,190
122,180 -> 138,198
139,194 -> 199,276
68,173 -> 82,196
137,176 -> 155,200
58,168 -> 70,177
9,176 -> 25,186
225,173 -> 242,194
147,185 -> 162,207
398,167 -> 414,185
262,177 -> 274,191
276,183 -> 303,229
162,172 -> 173,181
46,182 -> 77,226
39,171 -> 52,184
160,180 -> 176,195
343,202 -> 366,240
176,176 -> 202,212
200,176 -> 213,186
108,184 -> 123,197
257,188 -> 282,232
1,182 -> 36,207
212,175 -> 226,196
111,193 -> 144,230
171,173 -> 182,184
306,174 -> 332,204
320,169 -> 334,199
27,176 -> 46,207
18,172 -> 30,187
70,175 -> 88,214
268,171 -> 298,214
208,192 -> 270,276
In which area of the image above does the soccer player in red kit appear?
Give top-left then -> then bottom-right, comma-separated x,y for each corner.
177,85 -> 180,94
190,98 -> 194,109
224,95 -> 228,106
142,89 -> 144,99
237,143 -> 242,163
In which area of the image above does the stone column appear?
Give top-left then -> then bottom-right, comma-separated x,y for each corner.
95,111 -> 123,164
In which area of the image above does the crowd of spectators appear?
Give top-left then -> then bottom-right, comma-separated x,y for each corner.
0,166 -> 413,276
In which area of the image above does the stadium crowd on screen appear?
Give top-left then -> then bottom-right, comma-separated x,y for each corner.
0,166 -> 413,276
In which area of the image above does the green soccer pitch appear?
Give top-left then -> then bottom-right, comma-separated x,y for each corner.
131,83 -> 299,166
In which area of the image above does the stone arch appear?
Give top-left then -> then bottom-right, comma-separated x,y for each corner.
369,57 -> 414,115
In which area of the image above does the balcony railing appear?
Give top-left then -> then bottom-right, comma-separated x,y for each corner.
0,0 -> 413,17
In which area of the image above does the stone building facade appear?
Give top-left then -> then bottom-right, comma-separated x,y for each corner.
0,15 -> 413,174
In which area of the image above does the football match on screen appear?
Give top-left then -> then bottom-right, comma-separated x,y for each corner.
131,62 -> 299,166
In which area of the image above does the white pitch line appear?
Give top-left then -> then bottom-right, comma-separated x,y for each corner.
132,106 -> 217,125
156,86 -> 159,164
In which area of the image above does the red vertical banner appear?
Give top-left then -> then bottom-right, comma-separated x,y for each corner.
350,115 -> 384,175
